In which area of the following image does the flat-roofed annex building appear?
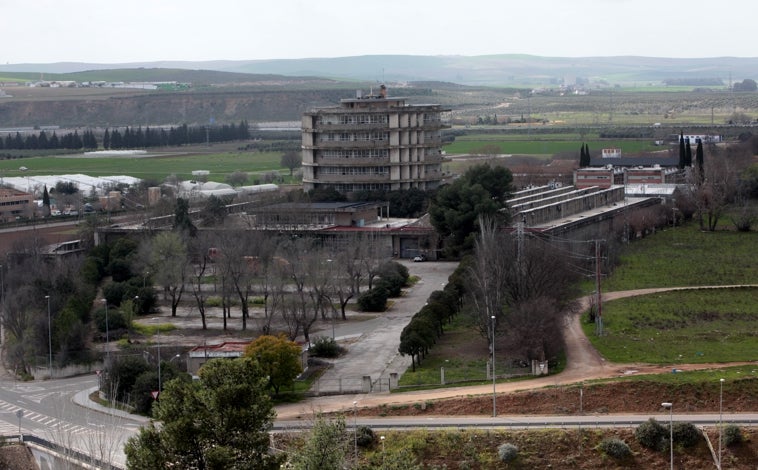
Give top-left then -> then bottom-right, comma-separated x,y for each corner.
301,88 -> 450,194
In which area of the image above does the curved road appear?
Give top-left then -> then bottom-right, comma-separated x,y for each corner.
277,284 -> 758,419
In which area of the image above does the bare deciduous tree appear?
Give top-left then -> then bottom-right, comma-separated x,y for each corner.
144,232 -> 188,317
188,232 -> 216,330
466,216 -> 580,362
685,145 -> 745,231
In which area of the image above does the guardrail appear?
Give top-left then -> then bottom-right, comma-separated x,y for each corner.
0,433 -> 124,470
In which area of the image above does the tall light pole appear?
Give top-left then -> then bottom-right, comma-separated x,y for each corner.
719,378 -> 725,470
158,353 -> 181,395
380,435 -> 385,469
662,402 -> 673,470
0,264 -> 4,345
101,299 -> 109,366
491,315 -> 497,417
45,295 -> 52,378
353,400 -> 358,463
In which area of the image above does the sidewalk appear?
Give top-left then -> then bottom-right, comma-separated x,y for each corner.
72,386 -> 150,425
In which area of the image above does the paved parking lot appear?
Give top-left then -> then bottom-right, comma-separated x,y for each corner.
310,260 -> 458,394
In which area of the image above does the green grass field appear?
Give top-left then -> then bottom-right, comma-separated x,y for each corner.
443,138 -> 662,155
0,150 -> 288,183
602,223 -> 758,291
583,287 -> 758,364
582,220 -> 758,364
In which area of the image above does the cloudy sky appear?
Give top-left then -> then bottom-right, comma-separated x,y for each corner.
3,0 -> 756,64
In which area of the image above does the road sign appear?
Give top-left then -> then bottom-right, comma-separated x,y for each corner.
151,391 -> 160,400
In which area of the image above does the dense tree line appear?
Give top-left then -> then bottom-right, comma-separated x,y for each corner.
732,78 -> 758,92
662,78 -> 723,86
0,129 -> 97,150
0,120 -> 250,151
398,268 -> 464,371
103,120 -> 250,149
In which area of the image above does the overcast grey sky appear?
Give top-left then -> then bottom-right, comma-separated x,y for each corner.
3,0 -> 756,64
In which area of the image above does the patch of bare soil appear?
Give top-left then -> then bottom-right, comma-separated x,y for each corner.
0,444 -> 38,470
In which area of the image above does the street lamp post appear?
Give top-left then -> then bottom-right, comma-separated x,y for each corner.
158,353 -> 181,394
662,402 -> 673,470
101,299 -> 109,366
45,295 -> 52,378
718,378 -> 725,470
15,410 -> 23,441
491,315 -> 496,417
353,400 -> 358,463
0,264 -> 4,345
380,435 -> 385,469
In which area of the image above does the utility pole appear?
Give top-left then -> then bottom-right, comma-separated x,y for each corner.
595,240 -> 603,336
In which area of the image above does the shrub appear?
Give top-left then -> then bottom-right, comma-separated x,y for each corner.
635,418 -> 667,451
95,307 -> 127,333
357,286 -> 388,312
672,421 -> 700,448
375,261 -> 410,297
309,336 -> 344,358
723,424 -> 743,446
249,296 -> 265,305
355,425 -> 375,447
598,438 -> 632,459
103,282 -> 128,307
107,258 -> 133,282
497,443 -> 518,463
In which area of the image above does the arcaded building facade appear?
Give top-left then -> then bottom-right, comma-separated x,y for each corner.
301,90 -> 450,193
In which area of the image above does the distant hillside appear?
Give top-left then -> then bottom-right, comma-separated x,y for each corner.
0,86 -> 439,128
2,55 -> 757,86
0,68 -> 335,87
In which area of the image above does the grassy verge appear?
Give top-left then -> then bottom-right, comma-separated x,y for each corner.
610,364 -> 758,385
132,323 -> 177,336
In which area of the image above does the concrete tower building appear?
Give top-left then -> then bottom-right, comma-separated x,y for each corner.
301,87 -> 450,194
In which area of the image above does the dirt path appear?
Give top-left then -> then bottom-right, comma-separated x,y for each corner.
276,285 -> 758,419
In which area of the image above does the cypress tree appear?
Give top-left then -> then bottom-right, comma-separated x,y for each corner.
579,143 -> 586,167
685,138 -> 692,166
678,131 -> 686,169
696,138 -> 704,180
42,185 -> 51,215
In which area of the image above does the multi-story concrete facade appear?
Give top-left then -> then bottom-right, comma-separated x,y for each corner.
301,89 -> 449,193
0,188 -> 34,222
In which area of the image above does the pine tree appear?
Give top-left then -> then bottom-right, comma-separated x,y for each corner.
103,129 -> 111,149
678,131 -> 686,169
